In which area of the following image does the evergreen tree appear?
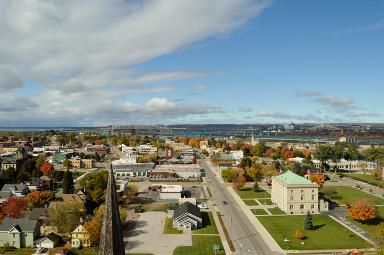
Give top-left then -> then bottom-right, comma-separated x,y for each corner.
62,170 -> 74,194
304,211 -> 313,230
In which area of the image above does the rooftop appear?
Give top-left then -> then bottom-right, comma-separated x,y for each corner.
276,171 -> 315,185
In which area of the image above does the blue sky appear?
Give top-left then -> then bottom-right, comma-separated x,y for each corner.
0,0 -> 383,126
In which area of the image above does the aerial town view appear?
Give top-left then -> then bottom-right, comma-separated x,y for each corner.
0,1 -> 383,255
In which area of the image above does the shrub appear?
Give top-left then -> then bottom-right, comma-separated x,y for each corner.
293,229 -> 304,240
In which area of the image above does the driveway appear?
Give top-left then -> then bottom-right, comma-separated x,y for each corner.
125,211 -> 192,255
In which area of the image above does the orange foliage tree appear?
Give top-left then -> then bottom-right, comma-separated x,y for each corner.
293,229 -> 304,240
187,138 -> 200,148
348,199 -> 376,222
27,191 -> 55,208
302,150 -> 311,158
264,148 -> 273,158
283,149 -> 295,160
232,175 -> 246,190
40,162 -> 53,176
309,174 -> 325,188
3,197 -> 29,219
230,143 -> 238,151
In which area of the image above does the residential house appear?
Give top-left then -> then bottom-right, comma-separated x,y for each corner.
71,224 -> 90,248
1,184 -> 29,197
34,233 -> 61,249
0,218 -> 40,248
271,171 -> 328,215
173,202 -> 202,230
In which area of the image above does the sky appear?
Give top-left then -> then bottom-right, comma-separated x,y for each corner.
0,0 -> 383,127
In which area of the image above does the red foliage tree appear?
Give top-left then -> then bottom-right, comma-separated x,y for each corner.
264,148 -> 273,158
348,199 -> 376,222
302,150 -> 311,159
94,140 -> 103,146
3,197 -> 29,219
40,162 -> 53,176
232,175 -> 246,190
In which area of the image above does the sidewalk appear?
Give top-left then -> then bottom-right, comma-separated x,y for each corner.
202,182 -> 233,255
227,187 -> 285,254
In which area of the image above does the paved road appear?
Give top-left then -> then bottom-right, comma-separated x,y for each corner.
200,158 -> 278,255
326,207 -> 374,243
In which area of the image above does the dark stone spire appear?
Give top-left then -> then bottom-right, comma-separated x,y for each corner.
99,163 -> 125,255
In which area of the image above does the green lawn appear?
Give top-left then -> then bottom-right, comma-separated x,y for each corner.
322,186 -> 384,205
345,173 -> 383,188
258,215 -> 372,250
235,187 -> 271,199
2,248 -> 36,255
164,217 -> 183,234
268,207 -> 286,215
259,198 -> 273,205
242,199 -> 258,206
251,209 -> 268,215
347,207 -> 384,237
173,235 -> 225,255
193,212 -> 219,234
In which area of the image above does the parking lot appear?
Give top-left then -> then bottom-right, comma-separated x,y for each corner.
139,183 -> 207,203
125,211 -> 192,255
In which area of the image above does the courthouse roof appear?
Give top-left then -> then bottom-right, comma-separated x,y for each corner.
276,171 -> 314,185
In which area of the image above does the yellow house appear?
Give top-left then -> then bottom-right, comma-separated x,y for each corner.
71,224 -> 90,248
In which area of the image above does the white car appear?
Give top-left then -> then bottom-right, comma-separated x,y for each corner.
197,203 -> 207,209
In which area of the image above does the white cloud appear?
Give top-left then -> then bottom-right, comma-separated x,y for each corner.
0,0 -> 271,125
0,66 -> 24,91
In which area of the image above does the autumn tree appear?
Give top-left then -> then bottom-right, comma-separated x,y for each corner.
293,229 -> 304,240
84,205 -> 128,246
348,199 -> 376,222
3,197 -> 29,219
283,149 -> 295,160
76,170 -> 108,205
63,159 -> 72,170
40,162 -> 53,176
309,174 -> 325,188
221,168 -> 238,183
262,164 -> 278,183
232,175 -> 246,190
48,202 -> 85,233
27,191 -> 55,208
187,138 -> 200,148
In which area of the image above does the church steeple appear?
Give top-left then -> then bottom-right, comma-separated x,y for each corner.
99,163 -> 125,255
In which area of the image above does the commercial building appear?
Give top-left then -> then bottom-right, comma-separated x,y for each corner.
151,165 -> 201,180
271,171 -> 328,215
160,185 -> 183,200
69,157 -> 94,169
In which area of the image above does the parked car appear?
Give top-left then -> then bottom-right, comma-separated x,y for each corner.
197,203 -> 207,209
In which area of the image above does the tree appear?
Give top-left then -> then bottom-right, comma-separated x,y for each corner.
63,159 -> 72,170
250,144 -> 265,157
322,186 -> 336,200
35,155 -> 47,173
48,202 -> 85,233
262,164 -> 278,183
63,170 -> 74,194
26,191 -> 55,208
308,174 -> 325,188
251,164 -> 264,183
232,175 -> 246,190
77,170 -> 108,205
221,168 -> 239,183
348,199 -> 376,222
84,204 -> 127,246
293,229 -> 304,240
3,197 -> 29,219
40,162 -> 53,176
253,182 -> 259,192
304,211 -> 313,230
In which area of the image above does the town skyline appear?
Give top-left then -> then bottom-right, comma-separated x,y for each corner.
0,0 -> 383,126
